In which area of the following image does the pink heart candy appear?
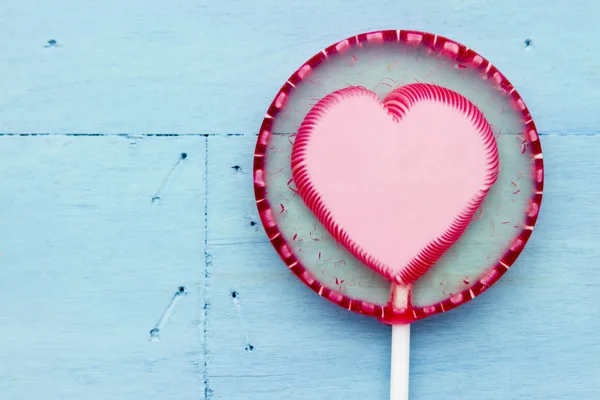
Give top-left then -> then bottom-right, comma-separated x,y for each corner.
291,83 -> 500,285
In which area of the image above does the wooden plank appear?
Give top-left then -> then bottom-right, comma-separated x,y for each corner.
0,0 -> 598,134
206,134 -> 600,399
0,135 -> 206,399
206,135 -> 389,399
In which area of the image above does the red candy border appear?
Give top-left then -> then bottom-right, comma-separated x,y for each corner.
253,30 -> 544,325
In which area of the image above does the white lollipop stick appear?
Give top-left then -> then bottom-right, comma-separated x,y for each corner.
390,324 -> 410,400
390,284 -> 411,400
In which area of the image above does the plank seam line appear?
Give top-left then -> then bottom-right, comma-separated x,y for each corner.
203,136 -> 212,400
0,132 -> 598,137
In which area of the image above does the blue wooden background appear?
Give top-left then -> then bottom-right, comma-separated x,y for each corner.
1,1 -> 598,399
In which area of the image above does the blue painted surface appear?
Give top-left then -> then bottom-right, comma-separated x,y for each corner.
0,136 -> 206,399
1,0 -> 599,134
1,1 -> 599,399
207,135 -> 600,399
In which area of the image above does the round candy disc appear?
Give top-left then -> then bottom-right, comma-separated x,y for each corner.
253,30 -> 544,324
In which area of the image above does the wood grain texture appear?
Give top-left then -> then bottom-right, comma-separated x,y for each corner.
0,136 -> 206,399
206,134 -> 600,399
1,0 -> 599,134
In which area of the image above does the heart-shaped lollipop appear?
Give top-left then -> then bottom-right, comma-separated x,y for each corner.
291,83 -> 500,285
256,30 -> 544,400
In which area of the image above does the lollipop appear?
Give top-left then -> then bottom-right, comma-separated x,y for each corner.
254,30 -> 543,399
